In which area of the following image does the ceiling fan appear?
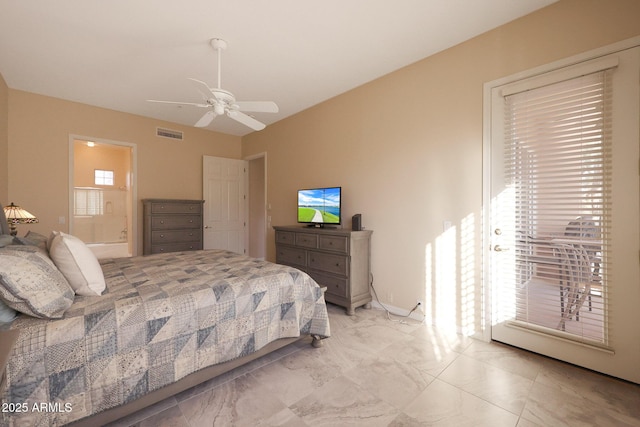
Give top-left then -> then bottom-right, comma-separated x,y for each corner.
148,38 -> 278,131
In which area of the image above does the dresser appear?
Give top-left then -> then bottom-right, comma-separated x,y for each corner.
143,199 -> 204,255
273,226 -> 373,315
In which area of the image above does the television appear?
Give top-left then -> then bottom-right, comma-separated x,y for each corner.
297,186 -> 341,227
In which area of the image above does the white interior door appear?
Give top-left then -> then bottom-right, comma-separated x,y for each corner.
202,156 -> 247,254
486,45 -> 640,383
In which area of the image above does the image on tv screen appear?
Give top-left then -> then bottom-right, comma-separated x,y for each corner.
298,187 -> 341,224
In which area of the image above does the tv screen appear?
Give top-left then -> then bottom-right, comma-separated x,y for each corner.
298,187 -> 341,226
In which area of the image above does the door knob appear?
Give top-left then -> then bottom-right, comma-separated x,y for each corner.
494,245 -> 509,252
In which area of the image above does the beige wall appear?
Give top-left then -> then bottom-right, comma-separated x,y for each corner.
0,73 -> 8,204
7,90 -> 241,254
242,0 -> 640,334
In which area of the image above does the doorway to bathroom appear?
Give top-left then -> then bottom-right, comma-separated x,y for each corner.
70,137 -> 136,258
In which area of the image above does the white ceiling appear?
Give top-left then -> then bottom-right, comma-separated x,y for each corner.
0,0 -> 557,136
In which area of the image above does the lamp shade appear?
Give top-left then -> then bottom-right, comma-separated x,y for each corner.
3,202 -> 38,236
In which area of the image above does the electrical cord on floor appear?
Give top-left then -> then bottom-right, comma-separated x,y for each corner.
369,273 -> 425,324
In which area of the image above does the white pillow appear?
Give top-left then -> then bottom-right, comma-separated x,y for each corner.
47,230 -> 60,252
48,232 -> 106,296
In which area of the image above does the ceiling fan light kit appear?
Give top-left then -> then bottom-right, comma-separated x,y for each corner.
148,38 -> 278,131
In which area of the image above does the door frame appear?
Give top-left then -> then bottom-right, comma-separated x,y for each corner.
68,134 -> 138,255
245,152 -> 268,259
481,36 -> 640,342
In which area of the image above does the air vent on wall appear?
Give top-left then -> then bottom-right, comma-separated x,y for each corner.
156,127 -> 183,141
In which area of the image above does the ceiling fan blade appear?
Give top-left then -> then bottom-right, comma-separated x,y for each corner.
195,110 -> 216,127
147,99 -> 209,108
188,78 -> 215,98
235,101 -> 279,113
228,111 -> 266,131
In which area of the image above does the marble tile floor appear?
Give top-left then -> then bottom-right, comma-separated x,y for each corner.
106,303 -> 640,427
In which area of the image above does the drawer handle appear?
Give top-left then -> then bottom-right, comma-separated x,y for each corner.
189,219 -> 193,223
189,206 -> 194,210
189,233 -> 193,236
160,220 -> 164,224
335,263 -> 340,267
159,248 -> 164,251
160,234 -> 165,238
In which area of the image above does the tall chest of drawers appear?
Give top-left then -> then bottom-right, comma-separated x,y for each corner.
273,226 -> 373,315
143,199 -> 204,255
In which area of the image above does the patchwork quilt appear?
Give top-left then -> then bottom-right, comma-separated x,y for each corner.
1,250 -> 330,426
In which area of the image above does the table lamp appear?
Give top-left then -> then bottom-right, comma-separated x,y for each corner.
3,202 -> 39,236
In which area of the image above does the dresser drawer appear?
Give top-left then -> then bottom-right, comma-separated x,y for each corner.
150,202 -> 202,215
318,235 -> 348,253
151,230 -> 201,243
150,241 -> 203,254
275,230 -> 295,245
308,271 -> 348,298
295,233 -> 318,248
308,251 -> 349,276
151,215 -> 201,230
276,246 -> 307,267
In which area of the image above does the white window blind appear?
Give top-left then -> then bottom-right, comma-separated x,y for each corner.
74,188 -> 104,216
503,70 -> 612,344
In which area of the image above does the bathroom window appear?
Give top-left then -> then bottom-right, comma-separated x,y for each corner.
95,169 -> 114,186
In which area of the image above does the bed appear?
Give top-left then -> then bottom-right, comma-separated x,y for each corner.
0,207 -> 330,426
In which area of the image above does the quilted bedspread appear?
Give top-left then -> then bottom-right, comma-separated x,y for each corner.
1,250 -> 330,426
